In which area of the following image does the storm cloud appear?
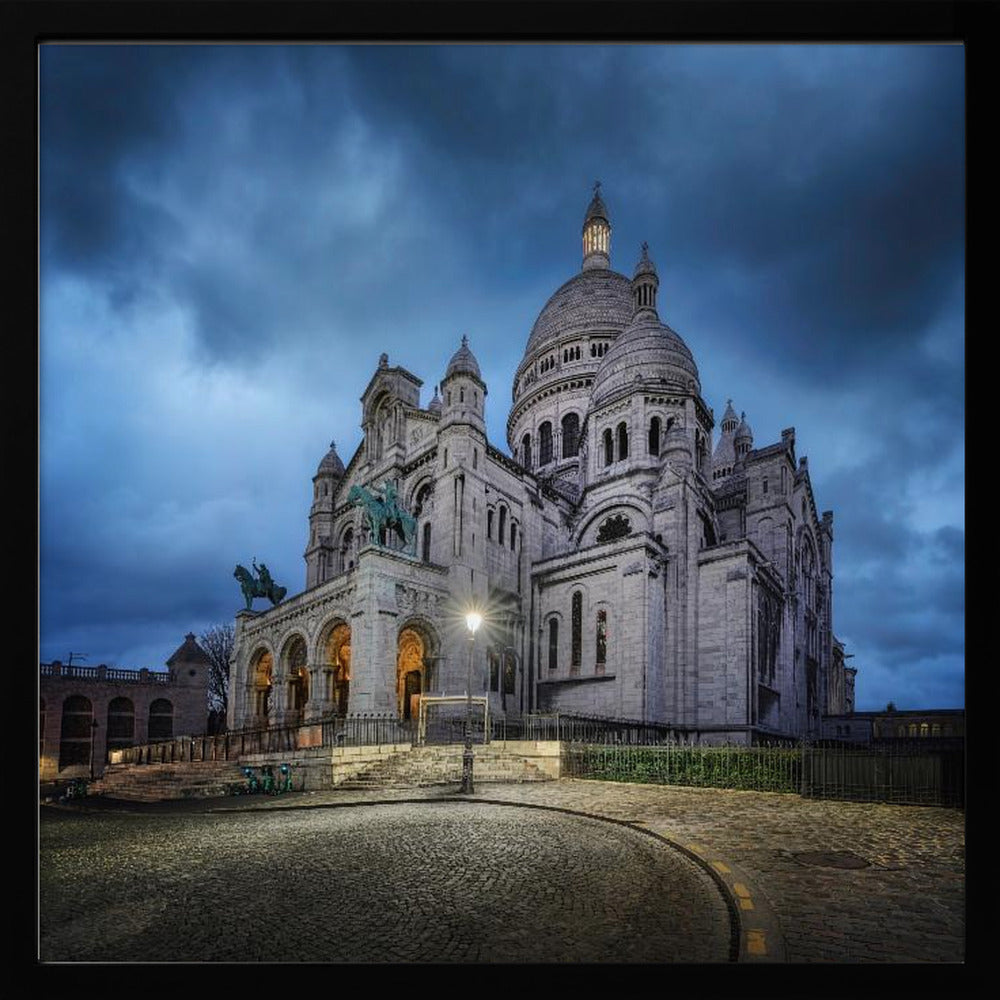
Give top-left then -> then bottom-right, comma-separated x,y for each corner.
40,44 -> 964,710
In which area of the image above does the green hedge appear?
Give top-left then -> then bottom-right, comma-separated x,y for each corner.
564,745 -> 801,793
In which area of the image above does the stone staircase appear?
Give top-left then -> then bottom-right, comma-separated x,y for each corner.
88,761 -> 248,802
337,744 -> 554,789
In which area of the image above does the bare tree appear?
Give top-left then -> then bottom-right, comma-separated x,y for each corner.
199,623 -> 234,728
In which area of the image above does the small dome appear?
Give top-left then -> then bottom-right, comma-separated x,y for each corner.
317,440 -> 345,477
428,385 -> 442,414
590,313 -> 700,410
445,335 -> 482,381
735,413 -> 753,442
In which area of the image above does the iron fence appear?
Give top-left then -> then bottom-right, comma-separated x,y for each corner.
563,739 -> 964,806
110,713 -> 415,766
801,740 -> 964,807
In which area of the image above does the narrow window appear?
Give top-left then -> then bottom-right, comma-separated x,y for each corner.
596,610 -> 607,668
473,448 -> 478,470
763,477 -> 769,494
521,433 -> 532,469
422,522 -> 431,562
510,522 -> 517,550
487,509 -> 494,539
617,422 -> 629,461
499,506 -> 507,546
648,416 -> 661,456
603,429 -> 613,466
548,619 -> 559,671
444,448 -> 448,467
539,422 -> 553,465
571,592 -> 582,667
460,388 -> 465,403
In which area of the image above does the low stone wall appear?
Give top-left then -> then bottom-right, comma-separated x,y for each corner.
239,742 -> 414,791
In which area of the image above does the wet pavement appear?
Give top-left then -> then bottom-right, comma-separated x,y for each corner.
39,778 -> 965,964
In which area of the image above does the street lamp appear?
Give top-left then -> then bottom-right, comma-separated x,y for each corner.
461,610 -> 483,794
89,718 -> 99,781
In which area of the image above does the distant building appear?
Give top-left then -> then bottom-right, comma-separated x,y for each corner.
229,188 -> 854,744
821,708 -> 964,743
39,634 -> 211,781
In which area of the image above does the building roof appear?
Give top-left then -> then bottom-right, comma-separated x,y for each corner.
317,440 -> 346,477
166,633 -> 212,667
444,335 -> 482,381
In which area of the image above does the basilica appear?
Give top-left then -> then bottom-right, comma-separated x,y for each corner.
228,189 -> 852,744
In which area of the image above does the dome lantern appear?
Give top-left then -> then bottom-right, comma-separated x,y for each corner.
582,181 -> 611,271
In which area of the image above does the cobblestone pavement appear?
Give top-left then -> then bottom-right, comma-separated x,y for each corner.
39,797 -> 731,963
40,778 -> 965,964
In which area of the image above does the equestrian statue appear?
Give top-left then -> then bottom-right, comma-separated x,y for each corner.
234,557 -> 288,610
347,481 -> 417,555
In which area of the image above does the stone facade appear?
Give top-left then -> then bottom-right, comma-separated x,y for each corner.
40,634 -> 211,780
229,189 -> 852,744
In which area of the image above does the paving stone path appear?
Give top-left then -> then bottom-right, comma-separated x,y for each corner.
39,799 -> 731,963
39,778 -> 965,964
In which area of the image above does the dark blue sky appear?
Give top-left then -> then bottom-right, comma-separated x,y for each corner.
39,44 -> 964,710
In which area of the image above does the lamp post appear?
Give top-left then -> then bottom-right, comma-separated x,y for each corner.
461,610 -> 483,794
89,718 -> 99,781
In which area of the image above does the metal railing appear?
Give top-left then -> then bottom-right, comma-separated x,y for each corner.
109,713 -> 416,766
563,739 -> 964,806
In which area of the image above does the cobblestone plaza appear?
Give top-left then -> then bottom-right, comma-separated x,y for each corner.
39,780 -> 964,964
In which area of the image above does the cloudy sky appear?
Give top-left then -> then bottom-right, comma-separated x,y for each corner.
39,43 -> 964,711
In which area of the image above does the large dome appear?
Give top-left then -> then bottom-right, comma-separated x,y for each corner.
590,313 -> 700,409
523,267 -> 632,360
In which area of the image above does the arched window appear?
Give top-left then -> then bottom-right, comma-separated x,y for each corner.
59,695 -> 93,770
571,592 -> 582,668
617,422 -> 629,461
422,522 -> 431,562
521,433 -> 532,470
603,429 -> 614,466
539,422 -> 553,465
596,610 -> 607,669
106,697 -> 135,752
341,527 -> 355,572
561,412 -> 580,458
648,416 -> 661,456
487,509 -> 494,540
548,619 -> 559,671
148,699 -> 174,741
510,521 -> 517,550
498,506 -> 507,546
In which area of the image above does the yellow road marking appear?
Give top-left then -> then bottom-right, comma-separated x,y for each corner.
711,861 -> 731,874
746,930 -> 767,956
739,898 -> 755,910
732,883 -> 751,898
687,843 -> 706,853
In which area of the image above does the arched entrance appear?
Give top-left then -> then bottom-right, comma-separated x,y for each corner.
251,649 -> 274,724
282,635 -> 309,722
397,627 -> 428,721
324,623 -> 351,717
59,695 -> 93,771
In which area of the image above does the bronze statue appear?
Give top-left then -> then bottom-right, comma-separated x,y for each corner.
347,482 -> 417,554
234,559 -> 287,610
